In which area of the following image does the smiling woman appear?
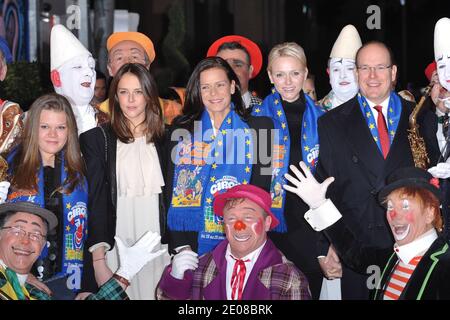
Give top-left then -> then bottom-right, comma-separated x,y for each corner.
165,57 -> 273,257
5,93 -> 88,299
251,42 -> 325,299
79,63 -> 170,300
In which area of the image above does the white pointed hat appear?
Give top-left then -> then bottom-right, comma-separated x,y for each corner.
434,17 -> 450,60
50,24 -> 91,70
330,24 -> 362,60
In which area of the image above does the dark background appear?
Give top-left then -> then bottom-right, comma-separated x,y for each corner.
103,0 -> 450,99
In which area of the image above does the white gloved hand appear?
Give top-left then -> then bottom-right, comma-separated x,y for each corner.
170,249 -> 199,280
115,231 -> 167,281
428,162 -> 450,179
283,161 -> 335,209
0,181 -> 10,204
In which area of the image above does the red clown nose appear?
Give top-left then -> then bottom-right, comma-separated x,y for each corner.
234,220 -> 246,231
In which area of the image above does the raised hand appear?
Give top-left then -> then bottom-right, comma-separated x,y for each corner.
115,231 -> 167,282
283,161 -> 335,209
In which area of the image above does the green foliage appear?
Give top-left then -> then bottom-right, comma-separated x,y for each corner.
0,61 -> 53,111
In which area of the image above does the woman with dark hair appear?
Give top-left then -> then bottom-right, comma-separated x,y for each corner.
79,63 -> 169,299
166,57 -> 273,255
6,93 -> 88,299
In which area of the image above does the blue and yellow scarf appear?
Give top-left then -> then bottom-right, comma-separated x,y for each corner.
357,91 -> 402,156
168,108 -> 253,255
252,88 -> 324,232
7,151 -> 88,292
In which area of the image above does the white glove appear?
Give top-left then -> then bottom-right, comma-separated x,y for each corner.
428,162 -> 450,179
283,161 -> 335,209
170,249 -> 199,280
115,231 -> 167,281
0,181 -> 10,204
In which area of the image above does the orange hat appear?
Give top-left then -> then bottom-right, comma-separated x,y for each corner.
107,32 -> 155,63
207,35 -> 262,79
425,61 -> 437,82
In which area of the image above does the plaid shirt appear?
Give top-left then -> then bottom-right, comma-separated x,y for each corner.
249,95 -> 263,109
0,271 -> 128,300
157,239 -> 311,300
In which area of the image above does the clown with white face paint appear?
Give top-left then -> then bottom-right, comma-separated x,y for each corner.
435,18 -> 450,93
50,25 -> 108,135
329,58 -> 358,104
428,18 -> 450,180
157,184 -> 311,300
319,25 -> 362,111
284,162 -> 450,300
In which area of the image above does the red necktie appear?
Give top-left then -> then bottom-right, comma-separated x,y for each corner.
374,105 -> 390,158
230,256 -> 250,300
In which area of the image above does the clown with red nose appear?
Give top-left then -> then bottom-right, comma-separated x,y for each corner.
156,184 -> 311,300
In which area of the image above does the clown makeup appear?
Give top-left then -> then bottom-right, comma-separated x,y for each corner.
386,190 -> 435,246
223,198 -> 271,259
437,54 -> 450,92
437,86 -> 450,110
56,53 -> 96,106
329,57 -> 358,102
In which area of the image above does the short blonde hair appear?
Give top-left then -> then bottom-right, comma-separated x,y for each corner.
267,42 -> 307,72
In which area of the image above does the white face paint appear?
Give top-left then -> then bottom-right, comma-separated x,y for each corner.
387,199 -> 411,241
56,53 -> 96,106
437,55 -> 450,92
437,85 -> 450,110
329,57 -> 358,102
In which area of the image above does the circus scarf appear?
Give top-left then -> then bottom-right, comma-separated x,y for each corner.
357,91 -> 402,156
7,151 -> 88,292
252,88 -> 324,232
168,108 -> 253,255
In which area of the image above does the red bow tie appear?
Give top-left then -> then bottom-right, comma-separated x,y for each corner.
230,255 -> 250,300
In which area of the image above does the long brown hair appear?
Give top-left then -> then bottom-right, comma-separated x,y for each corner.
109,63 -> 164,143
10,93 -> 86,194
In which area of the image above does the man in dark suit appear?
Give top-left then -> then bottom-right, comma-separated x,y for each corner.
315,41 -> 440,299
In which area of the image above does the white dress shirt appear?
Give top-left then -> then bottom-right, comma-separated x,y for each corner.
225,241 -> 266,300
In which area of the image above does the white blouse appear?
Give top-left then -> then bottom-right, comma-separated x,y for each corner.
116,136 -> 165,197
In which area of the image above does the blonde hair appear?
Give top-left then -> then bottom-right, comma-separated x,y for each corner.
267,42 -> 307,72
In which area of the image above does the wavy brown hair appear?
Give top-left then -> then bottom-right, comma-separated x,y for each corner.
10,93 -> 86,194
109,63 -> 164,143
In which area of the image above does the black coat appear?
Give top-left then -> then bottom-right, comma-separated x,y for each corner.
325,219 -> 450,300
164,115 -> 274,252
315,95 -> 440,298
79,124 -> 168,291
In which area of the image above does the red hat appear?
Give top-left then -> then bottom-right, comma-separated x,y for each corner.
206,35 -> 263,79
425,61 -> 437,82
213,184 -> 279,230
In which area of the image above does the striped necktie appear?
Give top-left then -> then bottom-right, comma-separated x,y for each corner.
230,255 -> 250,300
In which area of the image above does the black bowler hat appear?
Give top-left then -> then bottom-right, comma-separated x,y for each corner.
378,167 -> 442,205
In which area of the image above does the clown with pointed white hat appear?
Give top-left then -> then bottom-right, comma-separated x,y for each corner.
428,18 -> 450,180
50,25 -> 107,135
319,25 -> 362,111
